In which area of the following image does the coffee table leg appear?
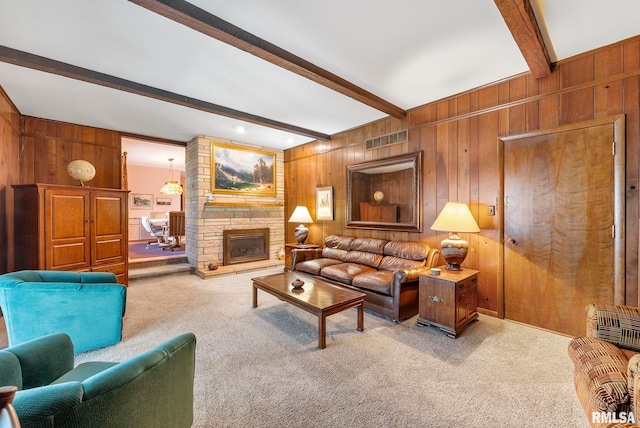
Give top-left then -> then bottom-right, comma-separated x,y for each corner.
252,284 -> 258,308
357,301 -> 364,331
318,314 -> 327,349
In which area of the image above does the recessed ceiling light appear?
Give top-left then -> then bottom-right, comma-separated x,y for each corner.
286,137 -> 295,144
233,125 -> 246,134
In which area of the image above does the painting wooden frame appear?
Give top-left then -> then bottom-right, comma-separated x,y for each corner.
316,186 -> 334,220
130,193 -> 153,209
156,197 -> 171,206
210,142 -> 276,196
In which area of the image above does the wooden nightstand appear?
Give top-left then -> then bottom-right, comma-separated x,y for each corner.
417,267 -> 479,338
284,243 -> 319,271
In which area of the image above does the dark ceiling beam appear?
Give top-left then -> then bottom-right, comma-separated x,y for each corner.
128,0 -> 407,119
0,46 -> 330,141
494,0 -> 552,78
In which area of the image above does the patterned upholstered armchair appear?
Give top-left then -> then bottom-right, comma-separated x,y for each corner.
568,304 -> 640,427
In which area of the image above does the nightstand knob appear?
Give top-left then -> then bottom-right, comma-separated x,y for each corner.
429,295 -> 443,303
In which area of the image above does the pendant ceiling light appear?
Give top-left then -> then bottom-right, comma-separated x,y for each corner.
160,157 -> 183,195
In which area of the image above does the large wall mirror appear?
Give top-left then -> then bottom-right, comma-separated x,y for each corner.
347,151 -> 422,232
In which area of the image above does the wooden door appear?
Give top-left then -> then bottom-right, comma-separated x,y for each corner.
44,189 -> 91,270
502,117 -> 625,337
91,191 -> 128,266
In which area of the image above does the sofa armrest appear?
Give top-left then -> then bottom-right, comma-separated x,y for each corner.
587,304 -> 640,352
13,382 -> 84,423
81,333 -> 196,427
425,248 -> 441,269
388,266 -> 432,297
291,248 -> 323,268
5,334 -> 74,389
394,266 -> 433,283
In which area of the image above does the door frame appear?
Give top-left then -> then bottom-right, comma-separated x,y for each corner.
497,115 -> 626,318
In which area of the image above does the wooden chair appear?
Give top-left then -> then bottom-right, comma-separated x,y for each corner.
163,211 -> 185,251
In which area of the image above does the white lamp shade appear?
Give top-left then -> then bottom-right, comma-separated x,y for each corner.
288,206 -> 313,224
431,202 -> 480,233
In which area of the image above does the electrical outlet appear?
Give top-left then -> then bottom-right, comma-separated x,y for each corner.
488,205 -> 495,216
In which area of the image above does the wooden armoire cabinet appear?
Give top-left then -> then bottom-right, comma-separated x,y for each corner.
12,184 -> 129,284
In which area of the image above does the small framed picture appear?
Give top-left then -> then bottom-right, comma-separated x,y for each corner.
130,194 -> 153,209
316,186 -> 334,220
156,197 -> 172,206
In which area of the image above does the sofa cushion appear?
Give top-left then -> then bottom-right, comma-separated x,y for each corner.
379,256 -> 424,271
352,271 -> 394,296
384,241 -> 432,260
321,263 -> 377,285
586,304 -> 640,352
344,251 -> 383,269
324,235 -> 354,250
569,336 -> 630,412
322,247 -> 349,261
350,238 -> 387,254
295,258 -> 343,276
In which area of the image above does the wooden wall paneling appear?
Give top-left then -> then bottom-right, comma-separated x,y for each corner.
56,139 -> 74,186
559,56 -> 595,125
20,117 -> 121,189
477,85 -> 499,111
0,86 -> 21,273
458,115 -> 477,271
478,111 -> 500,315
508,77 -> 527,135
623,40 -> 640,304
538,73 -> 560,129
94,145 -> 110,188
19,136 -> 35,184
80,140 -> 97,176
333,147 -> 346,234
437,99 -> 449,122
525,75 -> 540,131
594,46 -> 624,119
45,138 -> 58,182
420,126 -> 438,237
456,119 -> 470,204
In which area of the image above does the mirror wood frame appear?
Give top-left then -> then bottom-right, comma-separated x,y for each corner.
346,151 -> 423,232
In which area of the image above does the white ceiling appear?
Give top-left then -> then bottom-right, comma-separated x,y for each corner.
2,0 -> 640,169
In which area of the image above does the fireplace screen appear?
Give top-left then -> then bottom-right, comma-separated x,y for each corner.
223,229 -> 270,266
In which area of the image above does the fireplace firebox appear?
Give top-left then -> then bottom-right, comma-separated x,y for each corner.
223,228 -> 270,266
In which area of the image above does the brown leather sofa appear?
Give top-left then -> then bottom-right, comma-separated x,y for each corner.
291,235 -> 440,321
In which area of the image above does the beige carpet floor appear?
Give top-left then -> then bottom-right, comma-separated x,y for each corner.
0,268 -> 589,427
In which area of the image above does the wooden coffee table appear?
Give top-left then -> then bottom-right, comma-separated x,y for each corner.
252,272 -> 365,349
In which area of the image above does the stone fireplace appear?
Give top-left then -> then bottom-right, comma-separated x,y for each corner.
223,228 -> 270,266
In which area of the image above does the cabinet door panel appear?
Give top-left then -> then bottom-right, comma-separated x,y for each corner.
45,190 -> 90,270
455,287 -> 468,327
92,193 -> 127,265
421,279 -> 454,329
94,196 -> 124,235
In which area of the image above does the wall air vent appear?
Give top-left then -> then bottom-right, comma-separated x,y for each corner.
365,130 -> 408,150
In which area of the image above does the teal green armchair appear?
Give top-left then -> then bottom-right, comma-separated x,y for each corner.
0,332 -> 196,428
0,270 -> 126,353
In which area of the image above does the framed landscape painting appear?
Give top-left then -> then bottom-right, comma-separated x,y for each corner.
210,142 -> 276,196
130,194 -> 153,209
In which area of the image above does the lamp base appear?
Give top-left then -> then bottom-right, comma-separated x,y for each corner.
440,234 -> 469,271
294,224 -> 309,246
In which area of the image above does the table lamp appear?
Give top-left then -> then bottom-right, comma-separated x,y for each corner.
430,202 -> 480,271
288,206 -> 313,245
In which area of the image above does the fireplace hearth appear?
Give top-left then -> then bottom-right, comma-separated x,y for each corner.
223,228 -> 270,266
